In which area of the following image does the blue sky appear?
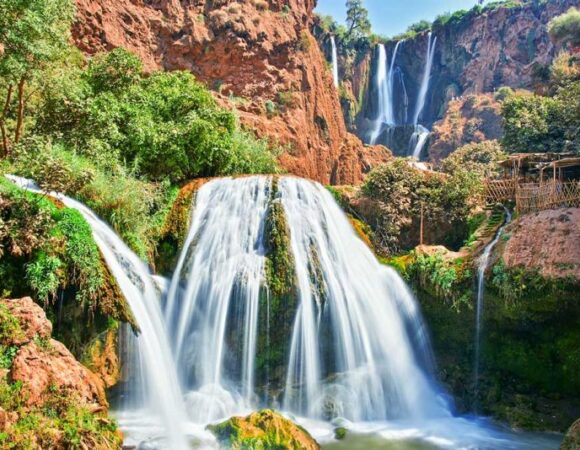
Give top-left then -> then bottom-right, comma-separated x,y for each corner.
315,0 -> 489,37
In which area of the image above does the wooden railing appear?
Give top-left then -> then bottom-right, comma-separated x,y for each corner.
484,179 -> 580,214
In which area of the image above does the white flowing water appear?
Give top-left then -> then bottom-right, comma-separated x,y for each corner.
413,32 -> 437,125
280,178 -> 447,421
165,177 -> 271,422
409,124 -> 430,159
331,36 -> 339,88
474,208 -> 512,405
6,175 -> 190,450
369,44 -> 390,144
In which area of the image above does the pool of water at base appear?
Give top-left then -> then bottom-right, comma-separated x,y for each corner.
115,411 -> 562,450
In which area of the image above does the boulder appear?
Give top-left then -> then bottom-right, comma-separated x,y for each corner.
1,297 -> 51,345
561,419 -> 580,450
207,409 -> 320,450
9,339 -> 107,408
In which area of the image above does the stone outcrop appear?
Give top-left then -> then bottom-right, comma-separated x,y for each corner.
428,94 -> 503,163
207,409 -> 320,450
561,419 -> 580,450
1,297 -> 107,409
501,208 -> 580,281
72,0 -> 389,185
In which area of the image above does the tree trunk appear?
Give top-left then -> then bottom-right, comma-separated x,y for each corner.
0,85 -> 13,157
14,77 -> 26,145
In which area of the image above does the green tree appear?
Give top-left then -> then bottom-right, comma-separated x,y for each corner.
0,0 -> 75,156
548,7 -> 580,48
346,0 -> 371,40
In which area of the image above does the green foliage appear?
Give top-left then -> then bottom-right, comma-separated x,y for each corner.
264,180 -> 296,298
494,86 -> 514,102
501,84 -> 579,153
26,252 -> 62,303
346,0 -> 371,40
0,345 -> 17,369
408,252 -> 471,309
0,304 -> 22,346
441,140 -> 506,178
0,0 -> 74,82
362,158 -> 485,254
407,20 -> 432,34
548,7 -> 580,48
35,48 -> 279,184
0,378 -> 121,449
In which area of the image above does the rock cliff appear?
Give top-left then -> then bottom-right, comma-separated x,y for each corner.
72,0 -> 389,185
318,0 -> 575,152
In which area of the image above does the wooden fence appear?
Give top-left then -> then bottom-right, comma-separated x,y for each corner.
485,179 -> 580,214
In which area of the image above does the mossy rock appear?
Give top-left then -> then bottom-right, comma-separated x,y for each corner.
207,409 -> 320,450
561,419 -> 580,450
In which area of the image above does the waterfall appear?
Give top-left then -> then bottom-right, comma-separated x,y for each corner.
330,36 -> 339,88
6,175 -> 190,450
409,125 -> 430,159
369,44 -> 389,145
473,208 -> 512,405
413,32 -> 437,125
165,177 -> 271,422
168,176 -> 448,423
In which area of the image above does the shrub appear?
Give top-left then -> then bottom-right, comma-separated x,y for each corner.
441,140 -> 506,178
548,7 -> 580,48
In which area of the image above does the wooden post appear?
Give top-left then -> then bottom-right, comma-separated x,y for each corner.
553,162 -> 557,206
420,202 -> 424,246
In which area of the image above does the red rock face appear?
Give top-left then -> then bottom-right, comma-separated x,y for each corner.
1,298 -> 107,409
73,0 -> 389,184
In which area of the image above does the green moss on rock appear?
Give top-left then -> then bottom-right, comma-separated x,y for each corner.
207,409 -> 320,450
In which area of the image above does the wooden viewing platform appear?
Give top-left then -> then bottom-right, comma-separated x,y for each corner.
485,155 -> 580,214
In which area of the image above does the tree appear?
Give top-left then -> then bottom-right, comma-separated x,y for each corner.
548,7 -> 580,49
345,0 -> 371,40
0,0 -> 75,156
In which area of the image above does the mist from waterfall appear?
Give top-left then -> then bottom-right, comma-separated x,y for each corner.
331,36 -> 339,88
413,32 -> 437,125
474,208 -> 512,407
6,176 -> 189,450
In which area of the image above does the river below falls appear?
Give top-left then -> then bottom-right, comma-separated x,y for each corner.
115,410 -> 563,450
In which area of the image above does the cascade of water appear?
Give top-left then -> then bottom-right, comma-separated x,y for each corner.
409,124 -> 430,159
474,208 -> 512,406
388,40 -> 403,120
165,177 -> 271,422
279,177 -> 448,421
330,36 -> 339,88
413,32 -> 437,125
6,176 -> 189,450
369,44 -> 389,145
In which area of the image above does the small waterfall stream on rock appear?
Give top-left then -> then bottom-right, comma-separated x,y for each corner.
474,208 -> 512,406
330,36 -> 339,88
5,175 -> 562,449
409,124 -> 430,159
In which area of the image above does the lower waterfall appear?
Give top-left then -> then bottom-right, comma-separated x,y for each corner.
168,176 -> 448,422
6,174 -> 562,449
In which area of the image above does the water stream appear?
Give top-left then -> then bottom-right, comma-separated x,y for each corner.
413,32 -> 437,126
474,208 -> 512,406
331,36 -> 339,88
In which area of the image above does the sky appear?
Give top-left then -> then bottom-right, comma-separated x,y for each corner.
315,0 -> 490,37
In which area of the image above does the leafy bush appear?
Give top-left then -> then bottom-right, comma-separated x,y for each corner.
441,140 -> 506,178
361,158 -> 485,254
35,49 -> 279,183
548,7 -> 580,48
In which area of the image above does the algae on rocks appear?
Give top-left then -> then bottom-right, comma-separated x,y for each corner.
207,409 -> 320,450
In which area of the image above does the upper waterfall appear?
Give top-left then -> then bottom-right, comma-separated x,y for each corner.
331,35 -> 339,88
413,32 -> 437,125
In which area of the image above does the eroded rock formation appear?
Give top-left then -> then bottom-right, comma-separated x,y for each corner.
72,0 -> 389,184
